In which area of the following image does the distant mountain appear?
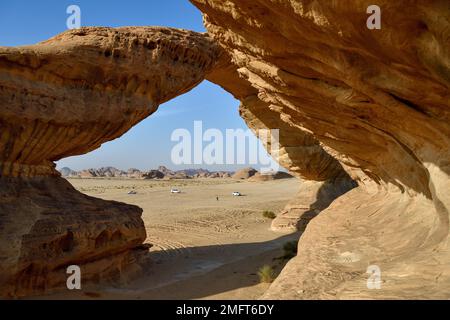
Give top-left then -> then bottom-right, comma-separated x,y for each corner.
98,167 -> 126,177
157,166 -> 174,175
76,167 -> 126,178
177,168 -> 210,176
142,170 -> 165,179
127,168 -> 144,178
232,167 -> 258,179
58,166 -> 237,180
248,171 -> 294,181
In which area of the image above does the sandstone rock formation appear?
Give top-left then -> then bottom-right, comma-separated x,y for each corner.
127,168 -> 144,179
191,0 -> 450,299
157,165 -> 175,176
1,0 -> 449,300
142,170 -> 165,180
270,178 -> 356,232
204,25 -> 356,232
75,167 -> 127,178
248,171 -> 293,182
0,27 -> 221,297
231,167 -> 258,179
58,166 -> 234,179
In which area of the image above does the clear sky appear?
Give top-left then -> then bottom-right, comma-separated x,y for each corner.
0,0 -> 279,172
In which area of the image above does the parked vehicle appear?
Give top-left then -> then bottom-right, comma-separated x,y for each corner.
171,188 -> 181,194
232,191 -> 241,196
128,191 -> 137,195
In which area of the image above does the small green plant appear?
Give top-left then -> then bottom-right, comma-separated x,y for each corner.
257,265 -> 276,283
262,210 -> 276,219
282,241 -> 298,260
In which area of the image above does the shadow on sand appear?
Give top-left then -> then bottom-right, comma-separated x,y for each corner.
76,233 -> 301,300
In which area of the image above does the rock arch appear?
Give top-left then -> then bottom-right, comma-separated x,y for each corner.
192,0 -> 450,299
0,27 -> 223,297
0,25 -> 348,298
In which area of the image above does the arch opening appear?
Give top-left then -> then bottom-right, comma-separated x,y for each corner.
51,79 -> 307,299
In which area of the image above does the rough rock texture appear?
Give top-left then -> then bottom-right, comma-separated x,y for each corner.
206,45 -> 356,232
236,88 -> 355,231
247,171 -> 293,182
143,170 -> 165,180
0,176 -> 148,297
271,178 -> 357,232
191,0 -> 450,299
0,27 -> 221,297
231,167 -> 258,179
59,166 -> 234,179
0,26 -> 220,177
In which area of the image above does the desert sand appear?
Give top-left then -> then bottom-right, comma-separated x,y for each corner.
40,177 -> 300,299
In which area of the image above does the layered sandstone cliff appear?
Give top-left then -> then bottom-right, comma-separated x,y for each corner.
191,0 -> 450,298
207,48 -> 356,232
0,27 -> 221,297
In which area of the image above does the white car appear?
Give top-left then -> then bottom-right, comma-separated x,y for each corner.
171,188 -> 181,194
128,191 -> 137,195
232,191 -> 241,196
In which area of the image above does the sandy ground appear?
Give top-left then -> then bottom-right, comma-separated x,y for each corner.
43,177 -> 300,300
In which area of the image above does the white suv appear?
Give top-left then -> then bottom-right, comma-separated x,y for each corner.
171,188 -> 181,194
232,191 -> 241,196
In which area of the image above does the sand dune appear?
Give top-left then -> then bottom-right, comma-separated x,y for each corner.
39,178 -> 300,299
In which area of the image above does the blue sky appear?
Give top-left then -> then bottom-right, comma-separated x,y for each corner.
0,0 -> 278,172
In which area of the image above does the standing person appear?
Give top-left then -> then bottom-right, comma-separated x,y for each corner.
216,195 -> 219,201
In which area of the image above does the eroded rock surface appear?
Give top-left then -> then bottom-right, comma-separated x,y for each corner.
236,89 -> 355,231
191,0 -> 450,298
0,27 -> 221,297
0,27 -> 220,177
207,49 -> 355,232
271,178 -> 357,232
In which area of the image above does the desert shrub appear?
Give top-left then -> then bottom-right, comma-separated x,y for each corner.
262,210 -> 276,219
257,265 -> 276,283
282,241 -> 298,260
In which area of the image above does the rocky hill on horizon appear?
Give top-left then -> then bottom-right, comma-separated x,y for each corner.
58,165 -> 235,179
58,165 -> 293,181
